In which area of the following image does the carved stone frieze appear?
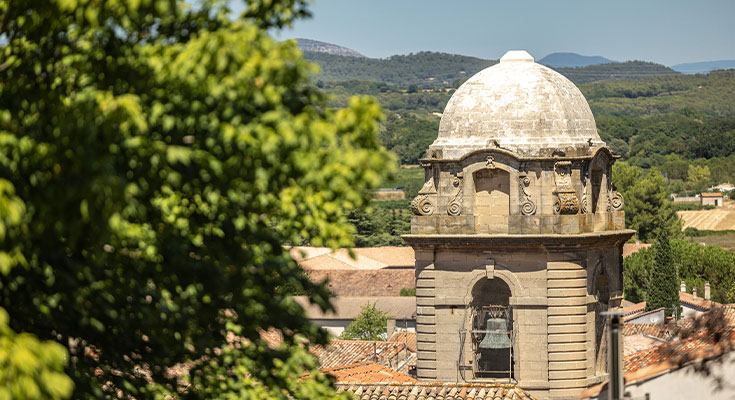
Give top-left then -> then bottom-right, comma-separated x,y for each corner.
553,161 -> 579,215
518,174 -> 536,215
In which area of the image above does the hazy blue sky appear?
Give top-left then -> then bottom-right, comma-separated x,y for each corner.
261,0 -> 735,65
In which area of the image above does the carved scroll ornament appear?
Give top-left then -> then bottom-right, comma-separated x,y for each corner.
411,167 -> 438,216
518,175 -> 536,215
447,172 -> 464,216
609,188 -> 624,211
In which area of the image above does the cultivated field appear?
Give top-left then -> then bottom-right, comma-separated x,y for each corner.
678,209 -> 735,230
678,199 -> 735,230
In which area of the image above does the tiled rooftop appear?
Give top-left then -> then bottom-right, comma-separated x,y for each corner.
335,382 -> 536,400
312,340 -> 412,369
622,322 -> 671,339
294,296 -> 416,320
321,361 -> 417,384
624,306 -> 735,376
309,269 -> 415,297
679,291 -> 721,310
388,331 -> 417,353
623,291 -> 722,321
624,334 -> 667,356
290,246 -> 415,270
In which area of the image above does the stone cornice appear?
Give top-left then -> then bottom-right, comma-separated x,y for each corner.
402,230 -> 635,250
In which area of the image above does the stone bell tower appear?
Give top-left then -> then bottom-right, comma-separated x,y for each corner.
402,50 -> 635,400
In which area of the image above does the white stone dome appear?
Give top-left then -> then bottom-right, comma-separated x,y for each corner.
431,50 -> 603,158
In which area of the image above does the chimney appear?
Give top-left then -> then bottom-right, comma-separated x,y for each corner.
705,282 -> 711,301
693,287 -> 698,299
681,281 -> 686,293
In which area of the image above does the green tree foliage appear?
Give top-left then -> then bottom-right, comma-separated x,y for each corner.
304,51 -> 680,87
0,0 -> 393,398
340,303 -> 390,341
613,162 -> 681,241
686,164 -> 712,193
625,239 -> 735,305
557,61 -> 679,84
646,232 -> 680,316
381,114 -> 439,164
399,288 -> 416,296
303,51 -> 496,87
583,71 -> 735,117
347,203 -> 410,247
623,246 -> 654,304
0,308 -> 73,400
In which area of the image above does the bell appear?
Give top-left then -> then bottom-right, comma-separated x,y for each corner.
479,317 -> 511,349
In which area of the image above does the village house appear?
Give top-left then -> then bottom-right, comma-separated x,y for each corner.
701,192 -> 724,207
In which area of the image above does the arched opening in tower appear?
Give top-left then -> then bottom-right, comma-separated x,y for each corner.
469,277 -> 514,380
473,169 -> 510,233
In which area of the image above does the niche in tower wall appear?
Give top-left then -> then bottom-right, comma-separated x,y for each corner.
474,169 -> 510,233
591,167 -> 603,213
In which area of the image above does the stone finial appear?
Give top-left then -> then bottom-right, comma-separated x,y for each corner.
500,50 -> 534,63
681,281 -> 686,293
693,287 -> 698,299
705,282 -> 711,301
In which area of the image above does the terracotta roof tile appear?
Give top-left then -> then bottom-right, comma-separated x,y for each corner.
701,192 -> 723,197
287,246 -> 333,262
321,361 -> 417,384
623,292 -> 722,322
294,296 -> 416,320
388,331 -> 417,353
623,301 -> 646,317
294,246 -> 415,271
299,253 -> 358,270
679,291 -> 721,310
622,323 -> 671,339
311,340 -> 412,369
624,306 -> 735,377
309,269 -> 415,297
352,247 -> 415,268
584,307 -> 735,398
336,382 -> 536,400
623,334 -> 667,356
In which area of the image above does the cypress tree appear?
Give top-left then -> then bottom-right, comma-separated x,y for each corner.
646,230 -> 680,317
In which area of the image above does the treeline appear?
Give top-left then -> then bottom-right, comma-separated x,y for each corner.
305,51 -> 494,87
557,61 -> 679,84
624,239 -> 735,303
584,70 -> 735,117
305,51 -> 681,87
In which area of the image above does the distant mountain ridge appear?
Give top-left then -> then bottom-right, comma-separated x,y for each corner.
295,38 -> 364,58
539,52 -> 614,68
671,60 -> 735,74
